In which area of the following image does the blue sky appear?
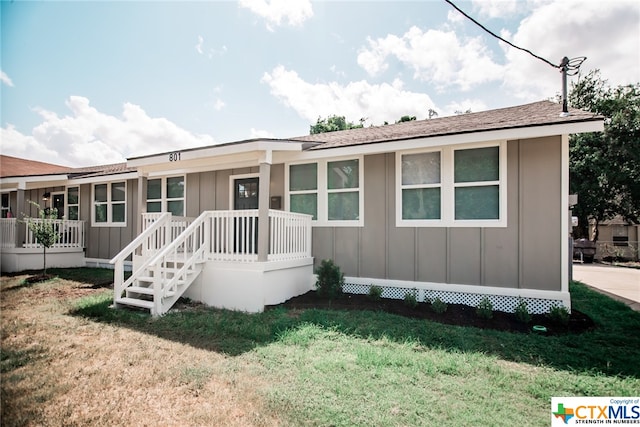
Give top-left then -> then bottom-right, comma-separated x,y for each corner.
1,0 -> 639,167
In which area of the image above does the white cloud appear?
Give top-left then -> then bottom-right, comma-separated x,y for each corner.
239,0 -> 313,31
261,65 -> 436,126
471,0 -> 518,18
502,0 -> 640,101
213,98 -> 226,111
357,26 -> 505,91
1,70 -> 14,87
446,9 -> 464,24
1,96 -> 215,167
249,128 -> 275,139
195,35 -> 204,54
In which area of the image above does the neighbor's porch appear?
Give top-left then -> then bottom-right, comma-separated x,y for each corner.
0,218 -> 86,273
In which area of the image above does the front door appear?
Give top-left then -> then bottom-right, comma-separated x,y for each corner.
233,177 -> 259,254
52,193 -> 64,219
234,178 -> 259,210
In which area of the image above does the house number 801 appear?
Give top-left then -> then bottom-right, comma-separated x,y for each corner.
169,152 -> 181,162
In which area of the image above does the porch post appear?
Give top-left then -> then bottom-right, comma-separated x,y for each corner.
16,189 -> 26,247
257,151 -> 272,262
137,174 -> 147,236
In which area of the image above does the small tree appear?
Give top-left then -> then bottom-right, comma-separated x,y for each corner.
23,201 -> 59,277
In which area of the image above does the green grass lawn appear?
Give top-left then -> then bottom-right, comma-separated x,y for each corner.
69,276 -> 640,426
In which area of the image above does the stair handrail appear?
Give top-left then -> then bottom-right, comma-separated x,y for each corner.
146,211 -> 210,315
110,212 -> 172,301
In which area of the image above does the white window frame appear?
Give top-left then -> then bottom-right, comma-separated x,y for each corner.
285,155 -> 364,227
92,181 -> 127,227
66,186 -> 80,220
396,141 -> 507,228
228,173 -> 259,209
146,175 -> 186,216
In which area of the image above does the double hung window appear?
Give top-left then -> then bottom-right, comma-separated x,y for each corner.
287,157 -> 363,226
67,187 -> 79,220
397,142 -> 505,227
93,181 -> 126,226
146,176 -> 185,216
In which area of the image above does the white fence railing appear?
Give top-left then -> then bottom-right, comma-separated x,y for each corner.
1,219 -> 85,249
0,218 -> 17,248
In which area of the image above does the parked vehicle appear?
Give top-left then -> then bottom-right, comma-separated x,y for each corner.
573,238 -> 596,263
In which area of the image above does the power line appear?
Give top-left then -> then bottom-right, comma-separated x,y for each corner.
444,0 -> 560,69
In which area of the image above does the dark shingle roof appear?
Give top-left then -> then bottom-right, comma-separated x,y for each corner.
291,100 -> 601,150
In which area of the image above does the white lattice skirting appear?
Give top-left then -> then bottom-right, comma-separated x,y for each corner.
342,277 -> 570,314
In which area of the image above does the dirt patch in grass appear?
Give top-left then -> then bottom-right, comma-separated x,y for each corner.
268,291 -> 595,335
0,273 -> 282,427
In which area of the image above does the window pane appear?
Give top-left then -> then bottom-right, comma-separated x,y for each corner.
454,147 -> 499,183
95,204 -> 107,222
328,192 -> 359,220
328,160 -> 359,189
167,177 -> 184,199
112,203 -> 125,222
167,200 -> 184,217
67,187 -> 79,204
290,194 -> 317,220
402,152 -> 440,185
112,182 -> 126,202
147,179 -> 161,200
68,206 -> 79,220
1,193 -> 8,207
95,184 -> 107,202
147,201 -> 161,213
402,188 -> 441,220
290,163 -> 317,191
455,186 -> 499,220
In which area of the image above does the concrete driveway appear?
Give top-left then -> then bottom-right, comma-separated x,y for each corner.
573,263 -> 640,311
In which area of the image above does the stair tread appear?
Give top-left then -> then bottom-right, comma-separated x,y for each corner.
126,286 -> 154,295
116,297 -> 154,309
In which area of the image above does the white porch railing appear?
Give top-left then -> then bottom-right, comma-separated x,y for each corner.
0,218 -> 17,248
0,218 -> 85,249
140,210 -> 312,263
111,212 -> 172,303
269,210 -> 312,261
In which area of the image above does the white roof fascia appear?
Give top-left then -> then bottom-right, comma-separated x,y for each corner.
68,171 -> 139,185
127,140 -> 305,168
277,120 -> 604,162
0,174 -> 69,190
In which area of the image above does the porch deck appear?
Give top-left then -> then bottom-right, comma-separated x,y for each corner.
0,218 -> 86,273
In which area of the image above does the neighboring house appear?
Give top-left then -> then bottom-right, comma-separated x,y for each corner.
0,101 -> 604,316
590,216 -> 639,261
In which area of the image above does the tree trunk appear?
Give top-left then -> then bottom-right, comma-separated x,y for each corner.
43,246 -> 47,276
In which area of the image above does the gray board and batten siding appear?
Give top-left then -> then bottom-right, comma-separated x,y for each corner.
311,136 -> 562,293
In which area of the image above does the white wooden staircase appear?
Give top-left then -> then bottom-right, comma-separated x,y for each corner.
110,212 -> 208,316
111,209 -> 313,316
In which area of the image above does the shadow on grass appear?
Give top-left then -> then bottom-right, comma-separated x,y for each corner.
2,268 -> 118,292
69,281 -> 640,379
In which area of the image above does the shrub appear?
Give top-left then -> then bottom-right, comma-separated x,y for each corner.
476,297 -> 494,320
431,297 -> 448,314
368,285 -> 383,301
514,298 -> 531,324
403,289 -> 418,308
547,305 -> 570,326
314,259 -> 344,298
